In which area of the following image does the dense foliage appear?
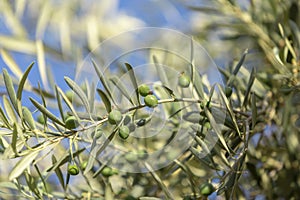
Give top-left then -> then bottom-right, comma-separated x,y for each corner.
0,0 -> 299,199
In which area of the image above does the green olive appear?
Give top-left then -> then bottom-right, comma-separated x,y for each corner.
37,114 -> 45,125
119,126 -> 130,139
123,115 -> 131,125
65,116 -> 78,129
137,149 -> 148,159
138,84 -> 151,97
81,161 -> 88,171
125,152 -> 138,163
178,74 -> 190,88
101,166 -> 114,177
224,86 -> 233,98
68,164 -> 79,176
65,90 -> 74,102
200,182 -> 214,196
108,110 -> 122,125
144,95 -> 158,108
204,121 -> 211,129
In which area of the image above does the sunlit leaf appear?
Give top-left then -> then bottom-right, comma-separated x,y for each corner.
64,76 -> 91,114
91,60 -> 115,104
30,97 -> 65,127
9,150 -> 39,180
22,106 -> 36,130
124,63 -> 141,105
16,62 -> 34,101
3,95 -> 17,123
2,68 -> 18,112
110,76 -> 135,105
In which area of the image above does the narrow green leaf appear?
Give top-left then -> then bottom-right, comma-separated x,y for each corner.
64,76 -> 90,114
217,84 -> 241,137
52,155 -> 65,190
110,76 -> 135,105
55,86 -> 65,123
34,164 -> 49,194
124,63 -> 141,105
16,62 -> 34,101
56,86 -> 82,124
97,89 -> 111,113
0,106 -> 11,128
227,49 -> 248,86
46,148 -> 85,172
191,63 -> 205,99
2,68 -> 18,112
153,55 -> 169,87
22,106 -> 36,130
11,124 -> 18,156
242,68 -> 256,108
9,150 -> 39,180
251,92 -> 257,129
232,49 -> 248,76
91,60 -> 115,103
145,162 -> 174,199
30,97 -> 65,127
3,95 -> 17,123
25,171 -> 41,198
204,106 -> 231,153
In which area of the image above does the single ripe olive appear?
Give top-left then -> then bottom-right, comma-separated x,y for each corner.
68,164 -> 79,176
138,84 -> 150,97
125,152 -> 138,163
65,116 -> 78,129
144,95 -> 158,108
108,110 -> 122,125
101,166 -> 114,177
200,182 -> 214,196
224,86 -> 233,98
37,114 -> 45,125
119,126 -> 130,139
178,74 -> 190,88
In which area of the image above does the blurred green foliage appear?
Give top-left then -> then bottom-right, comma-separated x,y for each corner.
0,0 -> 299,199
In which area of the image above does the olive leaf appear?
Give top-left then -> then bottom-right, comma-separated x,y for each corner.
9,150 -> 39,180
30,97 -> 65,127
110,76 -> 135,105
124,63 -> 141,105
2,68 -> 18,113
97,89 -> 112,113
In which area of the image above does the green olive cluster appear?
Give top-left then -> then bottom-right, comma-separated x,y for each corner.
108,110 -> 134,140
138,84 -> 158,108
